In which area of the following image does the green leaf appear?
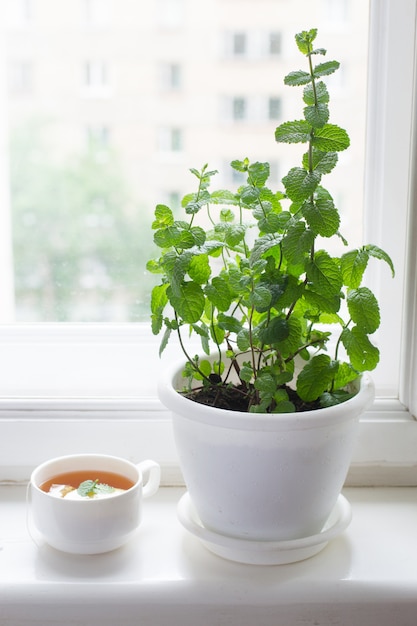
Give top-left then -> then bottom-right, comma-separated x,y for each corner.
219,208 -> 235,223
275,120 -> 311,144
365,244 -> 395,277
153,225 -> 195,250
295,29 -> 317,54
249,284 -> 272,310
237,328 -> 251,351
205,276 -> 233,311
314,60 -> 340,77
347,287 -> 380,333
197,359 -> 212,379
152,204 -> 174,228
190,322 -> 210,338
303,149 -> 338,175
240,363 -> 253,383
303,288 -> 341,315
250,233 -> 282,265
240,185 -> 260,204
77,479 -> 98,497
281,221 -> 314,266
224,224 -> 247,247
277,316 -> 303,357
190,226 -> 206,246
95,482 -> 116,495
217,314 -> 243,333
282,167 -> 321,203
284,70 -> 312,86
306,250 -> 342,296
332,361 -> 360,389
254,371 -> 277,394
248,161 -> 270,186
188,254 -> 211,284
303,82 -> 329,105
341,327 -> 380,371
168,282 -> 205,323
312,124 -> 350,152
273,400 -> 296,413
150,283 -> 168,315
77,479 -> 115,498
302,192 -> 340,237
340,248 -> 369,288
296,354 -> 338,401
158,325 -> 171,356
209,189 -> 239,205
320,389 -> 355,408
258,317 -> 289,345
304,103 -> 329,128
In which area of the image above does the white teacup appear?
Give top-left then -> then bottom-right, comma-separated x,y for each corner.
29,454 -> 161,554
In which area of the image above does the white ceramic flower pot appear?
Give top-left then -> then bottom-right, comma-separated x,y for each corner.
158,357 -> 375,542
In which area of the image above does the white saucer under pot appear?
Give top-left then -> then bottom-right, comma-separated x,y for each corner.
177,491 -> 352,565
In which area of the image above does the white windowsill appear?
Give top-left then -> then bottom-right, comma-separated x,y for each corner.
0,485 -> 416,626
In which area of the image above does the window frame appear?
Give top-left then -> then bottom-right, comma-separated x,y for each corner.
1,0 -> 417,486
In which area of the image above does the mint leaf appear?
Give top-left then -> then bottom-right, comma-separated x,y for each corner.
188,254 -> 211,284
296,354 -> 338,402
77,479 -> 115,498
320,389 -> 355,407
258,317 -> 289,344
275,120 -> 311,144
167,281 -> 205,323
306,250 -> 342,296
347,287 -> 380,334
332,361 -> 360,389
303,82 -> 329,105
365,244 -> 395,277
295,29 -> 317,54
341,327 -> 380,371
95,483 -> 116,495
77,480 -> 98,497
152,204 -> 174,229
304,103 -> 329,128
303,288 -> 341,315
302,192 -> 340,237
303,149 -> 338,175
314,60 -> 340,77
281,221 -> 314,266
205,276 -> 233,311
340,248 -> 369,288
284,70 -> 312,86
282,167 -> 321,202
312,124 -> 350,152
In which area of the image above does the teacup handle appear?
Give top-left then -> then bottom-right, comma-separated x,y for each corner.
137,459 -> 161,498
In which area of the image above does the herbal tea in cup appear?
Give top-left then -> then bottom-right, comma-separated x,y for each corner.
29,454 -> 161,554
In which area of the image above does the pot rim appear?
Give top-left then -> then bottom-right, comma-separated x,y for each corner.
157,356 -> 375,431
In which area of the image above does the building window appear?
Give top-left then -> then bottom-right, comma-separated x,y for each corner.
268,97 -> 282,120
159,63 -> 182,90
158,127 -> 183,152
232,97 -> 246,120
82,61 -> 110,97
233,33 -> 247,56
268,32 -> 282,55
84,61 -> 108,88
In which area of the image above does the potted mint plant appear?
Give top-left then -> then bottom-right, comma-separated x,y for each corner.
147,29 -> 394,563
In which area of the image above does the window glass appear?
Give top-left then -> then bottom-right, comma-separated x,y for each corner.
2,0 -> 370,323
